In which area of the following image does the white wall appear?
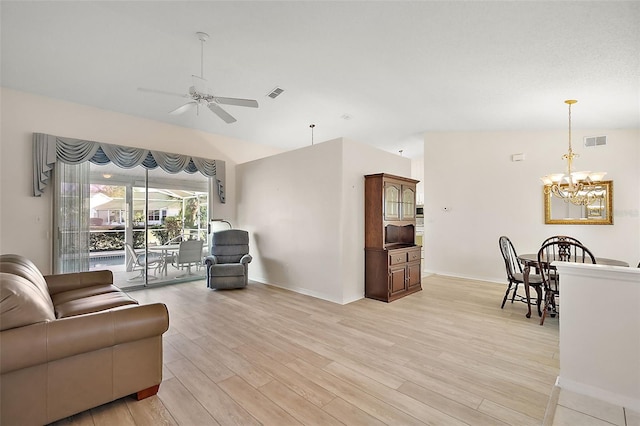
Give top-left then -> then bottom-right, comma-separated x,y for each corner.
340,139 -> 412,302
555,262 -> 640,411
236,138 -> 410,304
423,129 -> 640,283
411,157 -> 425,205
4,87 -> 637,287
0,88 -> 283,273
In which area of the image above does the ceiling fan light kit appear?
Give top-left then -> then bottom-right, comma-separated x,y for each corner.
138,31 -> 258,124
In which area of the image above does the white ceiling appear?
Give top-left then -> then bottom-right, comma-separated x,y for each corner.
2,1 -> 638,159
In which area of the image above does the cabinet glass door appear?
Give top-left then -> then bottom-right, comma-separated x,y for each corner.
384,183 -> 401,220
401,187 -> 415,219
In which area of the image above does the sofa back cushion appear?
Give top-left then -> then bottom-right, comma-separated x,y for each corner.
0,272 -> 56,331
0,254 -> 55,313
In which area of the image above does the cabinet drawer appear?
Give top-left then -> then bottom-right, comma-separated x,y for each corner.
389,252 -> 406,265
408,249 -> 421,262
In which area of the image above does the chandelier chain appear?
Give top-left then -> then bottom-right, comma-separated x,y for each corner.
568,101 -> 572,152
562,100 -> 578,177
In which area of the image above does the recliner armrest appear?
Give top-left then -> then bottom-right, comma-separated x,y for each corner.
44,270 -> 114,295
204,255 -> 218,266
240,254 -> 252,265
0,303 -> 169,375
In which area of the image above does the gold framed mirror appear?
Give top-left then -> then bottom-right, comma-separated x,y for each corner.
544,180 -> 613,225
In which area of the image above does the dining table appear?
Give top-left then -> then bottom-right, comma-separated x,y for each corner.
148,244 -> 181,276
517,253 -> 629,319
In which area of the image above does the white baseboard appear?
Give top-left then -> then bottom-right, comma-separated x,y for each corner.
422,269 -> 505,285
249,277 -> 355,305
542,378 -> 561,426
558,376 -> 640,412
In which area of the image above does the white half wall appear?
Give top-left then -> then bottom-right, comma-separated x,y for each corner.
0,88 -> 283,273
236,137 -> 411,304
423,129 -> 640,283
555,261 -> 640,411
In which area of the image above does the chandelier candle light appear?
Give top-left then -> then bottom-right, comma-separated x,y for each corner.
540,100 -> 607,206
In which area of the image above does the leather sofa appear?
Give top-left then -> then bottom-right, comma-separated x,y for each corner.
0,254 -> 169,426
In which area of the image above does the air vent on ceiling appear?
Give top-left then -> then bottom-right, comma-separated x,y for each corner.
267,87 -> 284,99
584,135 -> 607,148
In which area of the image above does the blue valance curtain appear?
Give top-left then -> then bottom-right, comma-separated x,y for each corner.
33,133 -> 226,202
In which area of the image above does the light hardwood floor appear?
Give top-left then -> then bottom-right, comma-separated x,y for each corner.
50,275 -> 559,426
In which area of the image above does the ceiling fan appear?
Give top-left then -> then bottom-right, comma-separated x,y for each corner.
138,32 -> 258,124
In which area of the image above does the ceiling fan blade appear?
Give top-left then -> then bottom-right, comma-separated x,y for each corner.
214,97 -> 259,108
169,101 -> 197,115
208,103 -> 237,124
138,87 -> 189,98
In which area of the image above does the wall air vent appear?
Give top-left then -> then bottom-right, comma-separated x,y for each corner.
584,135 -> 607,148
267,87 -> 284,99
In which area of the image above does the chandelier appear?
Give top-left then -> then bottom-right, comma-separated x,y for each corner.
540,100 -> 606,206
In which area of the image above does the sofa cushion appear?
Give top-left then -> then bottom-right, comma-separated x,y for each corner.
0,273 -> 56,331
55,292 -> 138,318
0,254 -> 55,313
51,284 -> 122,306
45,270 -> 114,295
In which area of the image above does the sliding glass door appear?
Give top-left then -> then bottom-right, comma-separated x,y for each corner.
56,161 -> 209,288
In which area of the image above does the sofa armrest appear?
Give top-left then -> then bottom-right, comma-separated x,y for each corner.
44,270 -> 114,295
0,303 -> 168,375
240,254 -> 253,265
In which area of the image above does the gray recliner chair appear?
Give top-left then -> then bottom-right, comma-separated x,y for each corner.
205,229 -> 252,289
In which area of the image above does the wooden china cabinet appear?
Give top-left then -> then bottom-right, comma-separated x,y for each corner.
364,173 -> 422,302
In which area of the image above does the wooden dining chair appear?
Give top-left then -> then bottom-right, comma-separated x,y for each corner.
498,236 -> 543,314
540,237 -> 584,294
537,240 -> 596,325
541,235 -> 583,246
